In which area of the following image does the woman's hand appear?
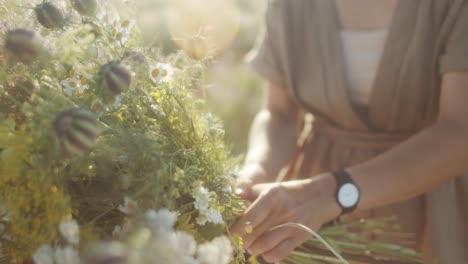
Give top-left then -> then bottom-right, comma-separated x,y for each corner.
235,164 -> 271,200
230,174 -> 341,263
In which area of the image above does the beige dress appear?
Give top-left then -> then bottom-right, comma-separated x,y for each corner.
248,0 -> 468,263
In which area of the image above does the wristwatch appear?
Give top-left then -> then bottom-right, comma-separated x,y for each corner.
333,170 -> 360,215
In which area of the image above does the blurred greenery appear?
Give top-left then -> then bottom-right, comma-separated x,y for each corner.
135,0 -> 265,155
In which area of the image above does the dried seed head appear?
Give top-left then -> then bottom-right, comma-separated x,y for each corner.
99,61 -> 131,95
35,2 -> 65,29
4,28 -> 44,63
0,78 -> 35,125
72,0 -> 98,17
53,108 -> 100,155
122,50 -> 148,74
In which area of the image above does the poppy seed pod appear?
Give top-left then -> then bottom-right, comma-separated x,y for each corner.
122,50 -> 148,74
4,28 -> 44,63
72,0 -> 98,17
99,61 -> 131,95
53,108 -> 100,155
35,2 -> 65,29
122,50 -> 147,66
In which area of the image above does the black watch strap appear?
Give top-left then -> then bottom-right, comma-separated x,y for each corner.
333,170 -> 359,215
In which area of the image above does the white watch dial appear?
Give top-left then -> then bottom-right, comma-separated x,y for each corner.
338,183 -> 359,208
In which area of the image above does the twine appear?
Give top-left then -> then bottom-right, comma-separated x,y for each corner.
270,223 -> 349,264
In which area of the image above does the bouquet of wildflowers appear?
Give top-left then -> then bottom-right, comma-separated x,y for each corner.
0,1 -> 426,263
0,0 -> 244,263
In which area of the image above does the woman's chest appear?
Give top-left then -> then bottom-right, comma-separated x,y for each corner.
334,0 -> 399,31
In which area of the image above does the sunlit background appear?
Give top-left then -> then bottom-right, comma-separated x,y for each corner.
135,0 -> 265,155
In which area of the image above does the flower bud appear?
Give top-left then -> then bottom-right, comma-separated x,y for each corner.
53,108 -> 100,155
35,2 -> 65,29
122,50 -> 148,74
72,0 -> 98,17
4,28 -> 44,63
99,61 -> 131,95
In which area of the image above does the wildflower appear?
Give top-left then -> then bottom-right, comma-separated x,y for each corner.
118,197 -> 138,215
60,69 -> 89,97
193,186 -> 211,212
111,19 -> 135,46
54,246 -> 81,264
196,236 -> 233,264
145,209 -> 177,231
222,172 -> 238,193
193,186 -> 223,225
149,63 -> 174,85
33,245 -> 54,264
59,219 -> 80,245
205,207 -> 223,225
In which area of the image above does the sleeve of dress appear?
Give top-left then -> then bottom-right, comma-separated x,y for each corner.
247,0 -> 287,87
440,2 -> 468,73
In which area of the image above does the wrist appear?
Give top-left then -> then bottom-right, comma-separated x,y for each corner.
306,173 -> 342,222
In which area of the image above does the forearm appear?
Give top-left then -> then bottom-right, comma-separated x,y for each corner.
348,120 -> 468,213
244,109 -> 299,179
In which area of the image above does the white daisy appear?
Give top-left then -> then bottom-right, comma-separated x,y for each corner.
192,186 -> 224,226
193,186 -> 210,212
54,246 -> 81,264
149,63 -> 174,85
196,236 -> 233,264
205,207 -> 223,225
59,219 -> 80,245
111,19 -> 135,46
33,244 -> 54,264
144,209 -> 177,231
60,69 -> 89,96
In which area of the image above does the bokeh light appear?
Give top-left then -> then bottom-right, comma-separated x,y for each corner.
166,0 -> 240,60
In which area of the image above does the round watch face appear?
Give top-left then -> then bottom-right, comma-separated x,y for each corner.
338,183 -> 360,208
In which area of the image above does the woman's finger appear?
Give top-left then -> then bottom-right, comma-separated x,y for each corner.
250,183 -> 272,198
235,180 -> 254,200
243,189 -> 291,248
229,192 -> 272,236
